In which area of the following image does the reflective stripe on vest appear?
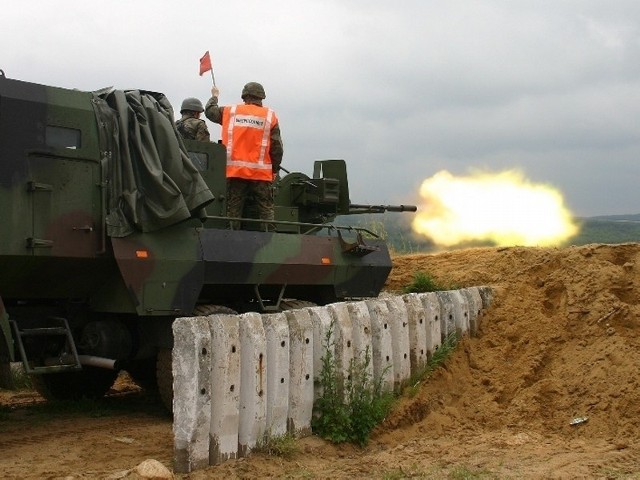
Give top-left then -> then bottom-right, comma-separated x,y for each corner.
224,104 -> 275,181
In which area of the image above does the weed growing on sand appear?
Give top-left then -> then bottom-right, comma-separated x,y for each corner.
312,321 -> 394,446
254,432 -> 300,458
404,331 -> 458,397
402,271 -> 458,293
313,319 -> 462,445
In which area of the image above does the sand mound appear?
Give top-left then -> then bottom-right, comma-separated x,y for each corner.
375,243 -> 640,476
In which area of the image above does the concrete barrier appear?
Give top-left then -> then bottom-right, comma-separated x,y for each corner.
383,296 -> 411,389
172,287 -> 492,472
237,312 -> 267,457
478,285 -> 494,309
461,287 -> 483,336
402,293 -> 429,373
449,290 -> 470,337
284,308 -> 314,437
436,291 -> 456,342
173,317 -> 212,473
327,303 -> 355,396
307,306 -> 334,400
263,313 -> 290,439
208,314 -> 241,466
364,298 -> 394,393
417,292 -> 442,359
346,301 -> 374,379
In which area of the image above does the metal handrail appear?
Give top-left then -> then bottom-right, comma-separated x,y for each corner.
203,214 -> 379,237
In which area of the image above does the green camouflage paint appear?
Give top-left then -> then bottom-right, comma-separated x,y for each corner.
0,73 -> 415,399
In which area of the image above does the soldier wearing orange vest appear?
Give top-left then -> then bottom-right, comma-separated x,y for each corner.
205,82 -> 283,230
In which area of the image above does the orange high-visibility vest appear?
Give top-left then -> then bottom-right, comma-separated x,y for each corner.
221,104 -> 277,181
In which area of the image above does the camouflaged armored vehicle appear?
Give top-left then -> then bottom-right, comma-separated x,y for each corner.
0,71 -> 415,402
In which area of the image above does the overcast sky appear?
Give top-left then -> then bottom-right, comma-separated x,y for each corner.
2,1 -> 639,217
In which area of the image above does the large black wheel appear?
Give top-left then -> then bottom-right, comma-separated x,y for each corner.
156,348 -> 173,412
0,362 -> 13,390
0,332 -> 13,389
157,305 -> 238,412
192,304 -> 238,316
30,367 -> 118,401
126,357 -> 159,392
280,299 -> 318,311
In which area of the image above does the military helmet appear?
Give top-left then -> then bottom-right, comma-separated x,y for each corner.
180,97 -> 204,113
241,82 -> 266,100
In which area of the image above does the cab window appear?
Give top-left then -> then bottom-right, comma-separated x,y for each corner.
46,125 -> 81,149
189,151 -> 208,171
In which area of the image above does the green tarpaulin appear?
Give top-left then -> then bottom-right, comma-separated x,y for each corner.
92,88 -> 213,237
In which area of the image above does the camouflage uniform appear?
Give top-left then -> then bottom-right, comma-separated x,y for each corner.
205,84 -> 283,231
175,114 -> 210,142
226,178 -> 274,230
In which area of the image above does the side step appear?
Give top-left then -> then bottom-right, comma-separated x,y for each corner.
10,317 -> 82,374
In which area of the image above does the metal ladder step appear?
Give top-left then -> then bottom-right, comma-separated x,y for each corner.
10,317 -> 82,374
17,327 -> 69,336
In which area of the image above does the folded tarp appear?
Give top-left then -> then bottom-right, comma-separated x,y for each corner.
92,88 -> 213,237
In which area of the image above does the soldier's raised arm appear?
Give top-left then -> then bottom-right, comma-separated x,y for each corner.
204,86 -> 224,125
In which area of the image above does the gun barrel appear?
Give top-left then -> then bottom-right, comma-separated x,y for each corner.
348,204 -> 418,214
384,204 -> 418,212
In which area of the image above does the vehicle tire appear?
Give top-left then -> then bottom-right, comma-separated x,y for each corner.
0,333 -> 13,389
157,304 -> 238,412
126,357 -> 158,392
192,304 -> 237,316
279,299 -> 317,311
156,348 -> 173,412
0,362 -> 12,390
30,367 -> 118,401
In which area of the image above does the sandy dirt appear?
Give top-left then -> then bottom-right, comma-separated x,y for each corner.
2,243 -> 640,479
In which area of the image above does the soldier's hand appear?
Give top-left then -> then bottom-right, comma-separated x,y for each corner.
211,86 -> 220,98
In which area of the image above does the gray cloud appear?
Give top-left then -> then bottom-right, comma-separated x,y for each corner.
2,0 -> 639,215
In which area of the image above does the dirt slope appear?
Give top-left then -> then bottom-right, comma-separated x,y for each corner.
1,244 -> 639,479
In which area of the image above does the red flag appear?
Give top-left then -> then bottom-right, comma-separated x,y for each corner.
199,51 -> 212,76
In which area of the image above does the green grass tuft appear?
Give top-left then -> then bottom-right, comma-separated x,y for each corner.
404,332 -> 458,397
403,271 -> 458,293
254,432 -> 300,458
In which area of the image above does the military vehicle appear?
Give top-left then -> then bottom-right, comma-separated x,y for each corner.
0,71 -> 415,404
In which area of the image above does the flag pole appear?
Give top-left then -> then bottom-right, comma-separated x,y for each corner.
199,51 -> 215,85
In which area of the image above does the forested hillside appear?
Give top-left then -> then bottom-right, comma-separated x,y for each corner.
341,213 -> 640,253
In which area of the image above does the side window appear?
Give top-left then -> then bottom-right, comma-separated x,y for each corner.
188,151 -> 209,171
46,126 -> 81,149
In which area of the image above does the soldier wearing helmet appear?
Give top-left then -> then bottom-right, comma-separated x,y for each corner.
205,82 -> 284,231
175,97 -> 210,142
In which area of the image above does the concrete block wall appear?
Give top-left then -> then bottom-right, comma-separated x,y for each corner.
208,315 -> 241,465
284,309 -> 314,437
173,287 -> 492,473
173,316 -> 212,472
236,312 -> 266,458
363,298 -> 395,393
384,296 -> 411,390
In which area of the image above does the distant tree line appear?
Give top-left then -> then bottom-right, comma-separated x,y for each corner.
565,217 -> 640,247
339,213 -> 640,253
